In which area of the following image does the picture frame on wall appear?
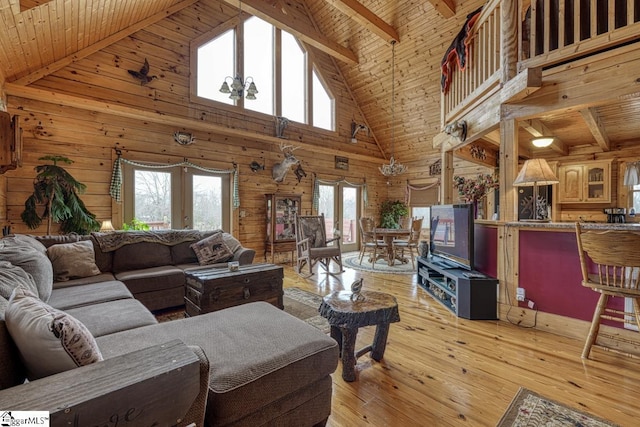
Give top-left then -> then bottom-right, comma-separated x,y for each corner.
335,156 -> 349,170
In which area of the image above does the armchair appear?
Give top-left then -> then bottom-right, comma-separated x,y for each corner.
295,214 -> 344,276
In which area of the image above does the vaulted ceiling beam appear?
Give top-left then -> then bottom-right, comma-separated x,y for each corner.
223,0 -> 358,64
426,0 -> 456,19
580,107 -> 611,151
520,119 -> 569,155
322,0 -> 399,44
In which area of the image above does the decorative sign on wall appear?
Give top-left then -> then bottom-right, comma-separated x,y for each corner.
335,156 -> 349,170
429,159 -> 441,176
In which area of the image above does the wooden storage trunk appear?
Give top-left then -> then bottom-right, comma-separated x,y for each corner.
184,263 -> 284,316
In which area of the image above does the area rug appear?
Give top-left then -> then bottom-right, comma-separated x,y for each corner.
283,287 -> 330,333
497,387 -> 619,427
342,252 -> 416,275
155,288 -> 330,334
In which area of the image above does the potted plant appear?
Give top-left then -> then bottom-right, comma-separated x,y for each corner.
379,200 -> 409,229
21,155 -> 100,234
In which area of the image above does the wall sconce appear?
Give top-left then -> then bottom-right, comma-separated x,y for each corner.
350,121 -> 368,144
219,74 -> 258,100
532,137 -> 554,148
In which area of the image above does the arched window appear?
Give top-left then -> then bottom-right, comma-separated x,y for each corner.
193,16 -> 335,131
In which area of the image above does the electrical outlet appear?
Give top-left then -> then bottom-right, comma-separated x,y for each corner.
516,287 -> 526,302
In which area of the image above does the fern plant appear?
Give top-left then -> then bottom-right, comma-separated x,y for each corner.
379,200 -> 409,229
21,155 -> 100,235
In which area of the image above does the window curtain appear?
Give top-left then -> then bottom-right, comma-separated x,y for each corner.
624,161 -> 640,187
312,175 -> 368,212
109,151 -> 240,208
406,180 -> 440,206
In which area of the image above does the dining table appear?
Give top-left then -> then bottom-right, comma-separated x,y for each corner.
373,228 -> 412,266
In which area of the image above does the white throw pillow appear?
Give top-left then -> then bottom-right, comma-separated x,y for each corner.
47,240 -> 101,282
5,287 -> 103,380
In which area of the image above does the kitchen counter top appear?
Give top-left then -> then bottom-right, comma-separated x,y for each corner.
475,220 -> 640,231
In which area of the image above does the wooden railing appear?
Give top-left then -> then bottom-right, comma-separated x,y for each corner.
520,0 -> 640,70
441,0 -> 502,126
441,0 -> 640,129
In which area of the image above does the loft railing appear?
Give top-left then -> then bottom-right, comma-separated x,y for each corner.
441,0 -> 502,126
441,0 -> 640,128
520,0 -> 640,69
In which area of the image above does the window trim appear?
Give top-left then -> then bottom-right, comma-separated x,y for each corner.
189,14 -> 336,133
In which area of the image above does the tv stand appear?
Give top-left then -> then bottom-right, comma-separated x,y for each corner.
416,256 -> 498,320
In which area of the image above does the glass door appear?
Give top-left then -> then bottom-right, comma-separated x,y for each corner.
317,184 -> 360,253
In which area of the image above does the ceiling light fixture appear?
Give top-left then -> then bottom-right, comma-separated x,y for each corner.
218,1 -> 258,101
379,41 -> 407,177
531,136 -> 554,148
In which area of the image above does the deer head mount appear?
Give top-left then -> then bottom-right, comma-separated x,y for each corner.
272,143 -> 300,183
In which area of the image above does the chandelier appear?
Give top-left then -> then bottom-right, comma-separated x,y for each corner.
218,1 -> 258,101
219,74 -> 258,100
379,40 -> 407,177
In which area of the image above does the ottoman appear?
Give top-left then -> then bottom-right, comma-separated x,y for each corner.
96,302 -> 339,426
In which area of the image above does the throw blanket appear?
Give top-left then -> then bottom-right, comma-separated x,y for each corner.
92,230 -> 205,252
440,6 -> 483,94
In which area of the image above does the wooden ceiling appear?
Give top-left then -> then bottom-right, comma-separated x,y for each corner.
1,0 -> 638,165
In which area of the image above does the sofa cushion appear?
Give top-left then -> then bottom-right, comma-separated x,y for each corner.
114,266 -> 185,294
190,233 -> 233,265
0,260 -> 39,299
48,280 -> 133,311
47,240 -> 101,282
112,242 -> 172,272
52,272 -> 117,289
35,234 -> 112,273
0,237 -> 54,302
66,298 -> 158,338
95,302 -> 339,426
4,287 -> 103,380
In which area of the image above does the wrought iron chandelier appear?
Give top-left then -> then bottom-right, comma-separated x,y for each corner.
379,41 -> 407,177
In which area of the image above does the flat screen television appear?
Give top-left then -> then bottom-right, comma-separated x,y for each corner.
429,203 -> 474,270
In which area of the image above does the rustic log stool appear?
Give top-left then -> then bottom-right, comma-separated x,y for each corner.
319,290 -> 400,381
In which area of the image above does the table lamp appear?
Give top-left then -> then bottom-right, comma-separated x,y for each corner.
512,158 -> 559,222
100,220 -> 115,232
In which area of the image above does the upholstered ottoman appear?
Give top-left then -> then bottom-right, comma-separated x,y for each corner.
96,302 -> 339,427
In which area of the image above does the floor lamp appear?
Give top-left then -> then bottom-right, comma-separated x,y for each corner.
513,158 -> 559,222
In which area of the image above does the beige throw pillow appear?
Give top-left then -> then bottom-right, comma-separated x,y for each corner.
190,232 -> 234,265
5,287 -> 103,380
47,240 -> 101,282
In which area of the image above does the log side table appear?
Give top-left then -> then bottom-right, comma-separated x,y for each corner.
319,290 -> 400,381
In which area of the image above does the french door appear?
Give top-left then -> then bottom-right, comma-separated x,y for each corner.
317,184 -> 360,253
124,165 -> 230,230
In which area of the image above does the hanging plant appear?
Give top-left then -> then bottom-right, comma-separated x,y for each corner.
21,155 -> 100,235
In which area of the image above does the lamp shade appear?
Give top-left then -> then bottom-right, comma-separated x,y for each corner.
513,158 -> 559,186
100,220 -> 115,232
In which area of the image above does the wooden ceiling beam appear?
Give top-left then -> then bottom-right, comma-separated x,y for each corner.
426,0 -> 456,19
222,0 -> 358,64
580,107 -> 611,151
12,0 -> 199,86
322,0 -> 399,44
520,119 -> 569,155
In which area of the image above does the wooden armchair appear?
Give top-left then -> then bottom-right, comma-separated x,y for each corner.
393,217 -> 424,268
575,223 -> 640,359
295,214 -> 344,276
358,217 -> 387,267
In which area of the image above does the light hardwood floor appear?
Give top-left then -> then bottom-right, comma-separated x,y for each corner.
283,257 -> 640,426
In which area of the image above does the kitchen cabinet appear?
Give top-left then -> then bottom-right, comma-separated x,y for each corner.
558,160 -> 611,203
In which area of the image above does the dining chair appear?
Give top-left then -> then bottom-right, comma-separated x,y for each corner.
358,217 -> 387,268
575,223 -> 640,359
295,214 -> 344,276
393,217 -> 423,268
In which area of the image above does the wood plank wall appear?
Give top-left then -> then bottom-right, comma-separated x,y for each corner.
0,3 -> 397,259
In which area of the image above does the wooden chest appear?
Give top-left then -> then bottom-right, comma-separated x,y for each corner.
184,263 -> 284,316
